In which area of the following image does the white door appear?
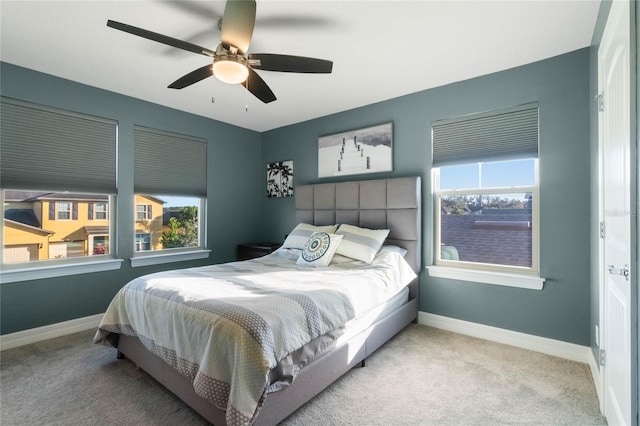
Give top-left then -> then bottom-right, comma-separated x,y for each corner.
599,1 -> 632,425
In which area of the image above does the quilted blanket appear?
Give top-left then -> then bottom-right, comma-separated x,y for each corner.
94,247 -> 415,425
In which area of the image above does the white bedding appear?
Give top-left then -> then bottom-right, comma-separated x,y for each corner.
94,246 -> 416,426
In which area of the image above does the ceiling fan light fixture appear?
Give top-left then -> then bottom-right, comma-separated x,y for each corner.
213,56 -> 249,84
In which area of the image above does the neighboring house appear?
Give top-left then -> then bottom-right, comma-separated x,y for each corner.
441,208 -> 533,267
3,192 -> 164,262
134,195 -> 165,252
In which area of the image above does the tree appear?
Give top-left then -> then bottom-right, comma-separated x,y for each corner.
161,206 -> 198,248
161,217 -> 183,248
177,206 -> 198,247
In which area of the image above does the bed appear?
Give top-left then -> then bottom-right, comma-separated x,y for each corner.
94,176 -> 421,426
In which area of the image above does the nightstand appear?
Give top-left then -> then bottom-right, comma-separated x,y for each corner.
237,242 -> 281,260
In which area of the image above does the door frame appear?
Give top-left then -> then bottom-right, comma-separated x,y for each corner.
596,1 -> 638,425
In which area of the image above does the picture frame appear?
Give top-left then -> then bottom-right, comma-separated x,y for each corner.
266,160 -> 294,198
318,122 -> 393,178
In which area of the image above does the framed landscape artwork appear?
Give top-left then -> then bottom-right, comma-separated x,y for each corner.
318,122 -> 393,178
266,160 -> 294,198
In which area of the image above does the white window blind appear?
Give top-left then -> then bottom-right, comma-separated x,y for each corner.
432,103 -> 539,167
0,97 -> 117,193
134,126 -> 207,197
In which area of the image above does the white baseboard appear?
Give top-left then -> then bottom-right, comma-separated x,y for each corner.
0,313 -> 104,351
588,346 -> 605,414
419,312 -> 592,364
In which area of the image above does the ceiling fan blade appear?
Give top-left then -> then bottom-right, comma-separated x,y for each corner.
248,54 -> 333,73
107,20 -> 215,57
242,68 -> 276,103
168,65 -> 214,89
220,0 -> 256,55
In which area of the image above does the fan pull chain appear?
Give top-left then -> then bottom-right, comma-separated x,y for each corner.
244,78 -> 249,112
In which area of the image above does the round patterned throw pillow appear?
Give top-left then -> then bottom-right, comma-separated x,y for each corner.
302,232 -> 331,262
297,232 -> 343,267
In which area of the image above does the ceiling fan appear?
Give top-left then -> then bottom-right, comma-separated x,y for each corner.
107,0 -> 333,104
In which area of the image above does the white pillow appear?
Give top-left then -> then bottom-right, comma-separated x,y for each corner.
377,245 -> 408,257
282,223 -> 338,249
297,232 -> 343,267
335,224 -> 390,263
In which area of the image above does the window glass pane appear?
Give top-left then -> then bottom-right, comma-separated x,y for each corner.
481,159 -> 535,188
135,195 -> 200,251
440,193 -> 532,268
58,202 -> 71,220
95,203 -> 108,220
135,233 -> 151,252
439,164 -> 479,190
3,190 -> 111,264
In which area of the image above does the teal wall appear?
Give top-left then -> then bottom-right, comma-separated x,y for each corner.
1,49 -> 595,347
260,48 -> 592,345
0,63 -> 263,334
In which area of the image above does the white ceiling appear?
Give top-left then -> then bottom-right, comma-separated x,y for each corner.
1,0 -> 600,132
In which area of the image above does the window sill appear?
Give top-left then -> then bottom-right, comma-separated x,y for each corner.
426,266 -> 545,290
130,249 -> 211,268
1,259 -> 124,284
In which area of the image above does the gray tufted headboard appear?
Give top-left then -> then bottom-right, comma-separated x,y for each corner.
295,176 -> 422,273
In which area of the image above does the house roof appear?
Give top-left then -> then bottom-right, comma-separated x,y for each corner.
84,226 -> 109,235
3,219 -> 53,236
4,209 -> 41,228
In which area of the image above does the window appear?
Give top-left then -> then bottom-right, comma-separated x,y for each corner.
434,159 -> 538,271
57,202 -> 72,220
135,195 -> 203,252
0,97 -> 121,281
135,233 -> 151,252
131,126 -> 208,265
429,103 -> 544,289
3,190 -> 114,264
93,203 -> 108,220
136,204 -> 152,221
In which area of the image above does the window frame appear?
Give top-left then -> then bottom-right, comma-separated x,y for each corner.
1,191 -> 122,283
56,201 -> 72,220
94,202 -> 108,220
130,196 -> 209,267
429,159 -> 545,290
136,204 -> 151,221
135,233 -> 151,252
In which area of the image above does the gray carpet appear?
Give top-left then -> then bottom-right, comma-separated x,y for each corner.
0,324 -> 607,425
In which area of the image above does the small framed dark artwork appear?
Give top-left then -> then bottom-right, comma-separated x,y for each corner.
266,160 -> 293,198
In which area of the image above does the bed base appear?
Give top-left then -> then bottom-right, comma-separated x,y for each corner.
116,292 -> 417,426
115,176 -> 422,425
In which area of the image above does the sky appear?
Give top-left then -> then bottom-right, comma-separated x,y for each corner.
439,159 -> 535,190
157,195 -> 199,208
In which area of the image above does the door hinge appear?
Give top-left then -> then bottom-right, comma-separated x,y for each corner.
599,348 -> 606,367
595,93 -> 604,112
600,221 -> 605,239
